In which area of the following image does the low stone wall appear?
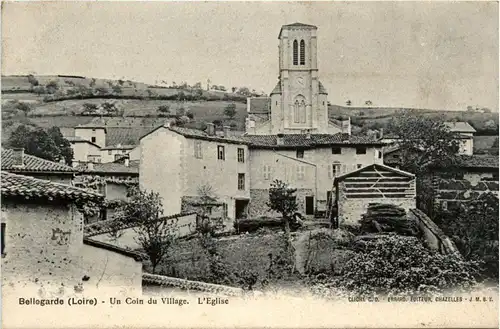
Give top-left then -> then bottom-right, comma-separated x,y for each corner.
409,208 -> 461,256
85,212 -> 198,250
434,178 -> 499,206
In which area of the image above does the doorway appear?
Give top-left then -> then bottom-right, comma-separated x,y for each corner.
235,199 -> 249,219
305,196 -> 314,215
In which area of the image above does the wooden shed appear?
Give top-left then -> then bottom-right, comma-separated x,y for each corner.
333,163 -> 416,227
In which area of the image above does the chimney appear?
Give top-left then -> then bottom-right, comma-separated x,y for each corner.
223,125 -> 230,137
379,128 -> 384,139
123,155 -> 130,167
11,148 -> 24,167
277,133 -> 284,146
206,123 -> 215,136
305,129 -> 311,140
87,162 -> 94,171
341,117 -> 352,136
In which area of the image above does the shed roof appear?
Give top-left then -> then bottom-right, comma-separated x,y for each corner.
334,163 -> 415,184
444,121 -> 477,133
1,149 -> 76,173
83,238 -> 145,261
242,133 -> 383,148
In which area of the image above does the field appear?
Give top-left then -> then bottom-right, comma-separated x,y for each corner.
2,75 -> 498,149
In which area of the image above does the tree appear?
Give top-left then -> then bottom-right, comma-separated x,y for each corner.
8,125 -> 73,165
231,87 -> 237,93
467,106 -> 475,112
46,81 -> 59,94
82,103 -> 98,114
365,100 -> 372,106
186,110 -> 194,119
95,87 -> 109,95
32,86 -> 46,95
193,82 -> 202,89
27,74 -> 39,87
111,85 -> 122,94
89,78 -> 96,88
267,179 -> 298,267
223,103 -> 237,119
115,187 -> 176,274
176,107 -> 186,116
15,101 -> 33,114
218,85 -> 226,91
237,87 -> 251,96
389,111 -> 460,175
47,127 -> 74,165
101,102 -> 118,115
346,100 -> 352,106
157,105 -> 170,114
481,108 -> 492,113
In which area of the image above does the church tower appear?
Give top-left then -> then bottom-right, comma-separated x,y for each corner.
269,23 -> 329,134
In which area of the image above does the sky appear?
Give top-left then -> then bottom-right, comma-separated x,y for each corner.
2,1 -> 498,111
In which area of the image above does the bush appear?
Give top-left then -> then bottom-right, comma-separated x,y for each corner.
311,235 -> 478,297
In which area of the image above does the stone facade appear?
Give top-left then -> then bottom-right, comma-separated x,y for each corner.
74,127 -> 106,148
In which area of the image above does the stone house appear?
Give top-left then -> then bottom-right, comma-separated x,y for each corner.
333,163 -> 416,227
100,144 -> 136,163
242,133 -> 384,217
74,157 -> 139,222
379,121 -> 476,156
140,124 -> 251,224
65,136 -> 102,167
1,171 -> 143,297
74,123 -> 107,148
1,148 -> 76,184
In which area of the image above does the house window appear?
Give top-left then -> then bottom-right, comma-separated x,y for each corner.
1,223 -> 5,255
331,147 -> 342,154
263,165 -> 271,180
194,141 -> 203,159
330,163 -> 341,178
357,164 -> 363,169
122,150 -> 127,154
378,150 -> 382,159
293,40 -> 298,65
217,145 -> 225,160
223,203 -> 228,218
297,165 -> 305,180
356,147 -> 367,155
238,173 -> 245,190
92,129 -> 96,133
108,150 -> 112,155
296,149 -> 304,159
237,148 -> 245,163
300,40 -> 305,65
91,137 -> 96,143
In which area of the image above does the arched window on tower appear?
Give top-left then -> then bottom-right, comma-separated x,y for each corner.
300,99 -> 306,123
294,100 -> 300,123
300,40 -> 305,65
293,40 -> 298,65
293,95 -> 306,124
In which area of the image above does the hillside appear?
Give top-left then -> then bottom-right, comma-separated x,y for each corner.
2,75 -> 498,150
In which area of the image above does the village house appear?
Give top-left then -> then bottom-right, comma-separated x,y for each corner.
379,121 -> 477,156
74,123 -> 107,148
140,124 -> 250,227
332,163 -> 416,227
1,148 -> 76,184
1,171 -> 144,297
100,144 -> 136,163
74,156 -> 139,223
65,136 -> 102,167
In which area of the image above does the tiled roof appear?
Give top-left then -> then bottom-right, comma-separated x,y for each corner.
334,163 -> 414,183
456,155 -> 498,169
168,126 -> 250,145
76,161 -> 139,175
270,83 -> 281,95
84,211 -> 197,237
65,136 -> 101,148
248,97 -> 271,114
106,126 -> 160,147
444,122 -> 476,133
1,171 -> 103,202
282,22 -> 317,28
142,273 -> 244,296
101,144 -> 136,150
1,149 -> 76,173
318,81 -> 328,94
241,133 -> 383,148
83,238 -> 145,261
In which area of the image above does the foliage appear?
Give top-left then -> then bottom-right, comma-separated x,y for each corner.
388,111 -> 460,175
223,103 -> 237,119
111,85 -> 122,94
436,193 -> 499,281
311,235 -> 478,297
82,103 -> 98,114
157,105 -> 170,114
7,125 -> 74,165
27,74 -> 39,87
46,81 -> 59,94
116,187 -> 176,273
233,217 -> 283,233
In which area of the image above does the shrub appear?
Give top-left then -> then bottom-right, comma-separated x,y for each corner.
312,235 -> 478,297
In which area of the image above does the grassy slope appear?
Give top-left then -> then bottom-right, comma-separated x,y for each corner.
2,75 -> 497,148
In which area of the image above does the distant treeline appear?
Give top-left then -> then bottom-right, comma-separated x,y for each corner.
41,92 -> 247,103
